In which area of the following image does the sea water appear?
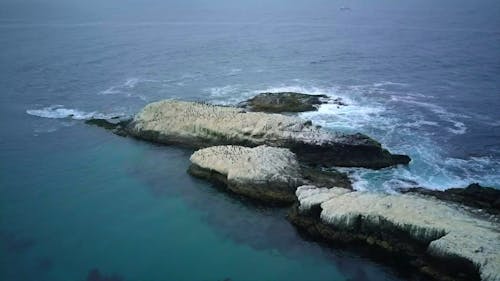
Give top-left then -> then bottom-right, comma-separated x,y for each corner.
1,0 -> 499,280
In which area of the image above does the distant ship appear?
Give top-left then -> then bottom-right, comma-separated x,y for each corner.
339,7 -> 351,11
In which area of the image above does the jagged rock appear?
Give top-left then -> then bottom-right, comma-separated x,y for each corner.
128,100 -> 410,169
85,118 -> 131,137
238,92 -> 329,113
300,166 -> 352,190
296,185 -> 350,213
331,97 -> 348,107
401,183 -> 500,215
289,186 -> 500,281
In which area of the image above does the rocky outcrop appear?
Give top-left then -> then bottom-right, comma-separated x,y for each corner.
289,186 -> 500,281
295,185 -> 351,213
401,183 -> 500,215
83,100 -> 498,281
189,145 -> 304,203
85,118 -> 131,137
300,165 -> 352,190
238,92 -> 329,113
188,145 -> 352,203
128,100 -> 410,169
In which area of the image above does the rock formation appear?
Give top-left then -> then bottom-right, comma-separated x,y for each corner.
188,145 -> 350,203
85,118 -> 130,137
401,183 -> 500,215
289,185 -> 500,281
127,100 -> 410,169
189,145 -> 304,203
238,92 -> 329,112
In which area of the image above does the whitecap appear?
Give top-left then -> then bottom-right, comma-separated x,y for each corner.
341,151 -> 499,192
203,82 -> 497,190
99,87 -> 120,95
206,85 -> 240,98
124,78 -> 140,88
389,95 -> 468,135
273,85 -> 394,134
403,120 -> 439,128
446,121 -> 467,135
203,84 -> 393,134
342,168 -> 370,191
26,105 -> 123,120
227,68 -> 242,76
373,81 -> 408,87
204,85 -> 254,105
98,77 -> 157,96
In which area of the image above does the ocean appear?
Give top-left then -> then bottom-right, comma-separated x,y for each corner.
1,0 -> 499,280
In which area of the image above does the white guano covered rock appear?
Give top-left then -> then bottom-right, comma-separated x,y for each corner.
190,145 -> 305,202
128,100 -> 410,168
296,185 -> 350,212
131,99 -> 331,146
313,190 -> 500,281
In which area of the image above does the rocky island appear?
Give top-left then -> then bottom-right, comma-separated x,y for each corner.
125,100 -> 410,168
238,91 -> 347,113
238,91 -> 329,112
86,93 -> 499,281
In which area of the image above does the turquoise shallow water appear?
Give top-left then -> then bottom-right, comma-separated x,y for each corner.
1,124 -> 409,281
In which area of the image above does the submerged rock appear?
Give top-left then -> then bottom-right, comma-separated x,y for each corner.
86,268 -> 124,281
188,145 -> 351,203
85,118 -> 131,137
289,186 -> 500,281
401,183 -> 500,215
128,100 -> 410,169
239,92 -> 329,113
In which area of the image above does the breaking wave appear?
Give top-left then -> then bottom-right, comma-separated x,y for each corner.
26,105 -> 123,120
207,82 -> 499,191
99,77 -> 157,101
389,95 -> 468,135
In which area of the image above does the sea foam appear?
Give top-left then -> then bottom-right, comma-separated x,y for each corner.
98,77 -> 156,101
26,105 -> 123,120
231,82 -> 498,191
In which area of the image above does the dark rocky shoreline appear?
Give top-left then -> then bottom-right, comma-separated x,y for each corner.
238,91 -> 349,113
238,92 -> 329,112
401,183 -> 500,216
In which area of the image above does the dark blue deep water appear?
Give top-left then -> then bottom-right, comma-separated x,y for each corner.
1,0 -> 499,280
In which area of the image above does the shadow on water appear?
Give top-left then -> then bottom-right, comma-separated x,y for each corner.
36,257 -> 53,273
124,139 -> 428,281
86,268 -> 124,281
0,230 -> 36,253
